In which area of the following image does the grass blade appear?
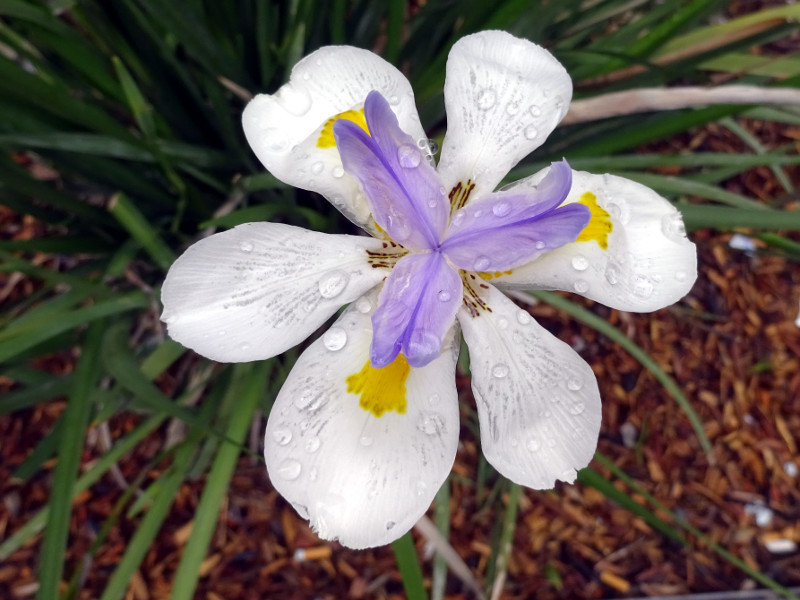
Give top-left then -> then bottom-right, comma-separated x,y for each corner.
392,532 -> 428,600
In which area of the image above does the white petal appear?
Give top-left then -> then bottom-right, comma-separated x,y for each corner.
437,31 -> 572,200
264,291 -> 460,549
161,223 -> 386,362
498,170 -> 698,312
243,46 -> 426,233
458,285 -> 600,489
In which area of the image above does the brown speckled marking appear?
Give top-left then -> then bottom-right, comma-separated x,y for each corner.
461,272 -> 492,317
366,241 -> 407,269
448,179 -> 475,213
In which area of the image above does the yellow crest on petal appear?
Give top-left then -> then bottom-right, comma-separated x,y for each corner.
576,191 -> 613,250
346,354 -> 410,417
317,108 -> 369,148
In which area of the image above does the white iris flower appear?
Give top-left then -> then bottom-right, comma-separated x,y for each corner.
161,31 -> 697,549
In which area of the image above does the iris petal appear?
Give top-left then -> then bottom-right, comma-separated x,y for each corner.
371,253 -> 462,368
334,92 -> 448,250
441,161 -> 590,272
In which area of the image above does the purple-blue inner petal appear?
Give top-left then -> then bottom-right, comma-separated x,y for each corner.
370,252 -> 462,368
440,161 -> 589,272
334,92 -> 448,250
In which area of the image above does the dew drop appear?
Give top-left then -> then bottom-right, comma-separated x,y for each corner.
323,327 -> 347,351
534,240 -> 546,250
524,124 -> 538,140
239,240 -> 254,253
359,435 -> 374,447
428,198 -> 438,208
318,269 -> 349,299
675,270 -> 687,282
526,438 -> 541,452
505,100 -> 520,115
277,459 -> 302,481
438,290 -> 452,302
304,436 -> 321,453
473,255 -> 491,271
633,276 -> 654,299
389,94 -> 400,105
415,481 -> 427,496
573,279 -> 589,293
567,377 -> 583,391
473,209 -> 483,218
492,201 -> 511,217
240,342 -> 251,352
516,310 -> 532,325
476,88 -> 497,110
571,255 -> 589,271
661,213 -> 686,241
355,296 -> 372,313
605,265 -> 619,285
332,166 -> 344,178
529,104 -> 542,117
497,317 -> 509,330
265,128 -> 289,152
569,402 -> 586,415
386,521 -> 396,531
311,161 -> 324,175
273,428 -> 292,446
491,363 -> 509,379
417,413 -> 444,435
397,144 -> 421,168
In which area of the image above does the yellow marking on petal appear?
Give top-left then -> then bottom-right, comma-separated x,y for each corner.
317,108 -> 369,148
477,270 -> 513,280
576,191 -> 613,250
346,354 -> 410,417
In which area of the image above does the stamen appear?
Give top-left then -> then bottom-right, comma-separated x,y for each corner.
317,108 -> 369,148
346,354 -> 410,417
575,192 -> 613,249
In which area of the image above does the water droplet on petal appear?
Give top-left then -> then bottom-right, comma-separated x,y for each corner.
438,290 -> 452,302
415,481 -> 427,496
386,521 -> 396,530
355,296 -> 372,313
476,88 -> 497,110
265,128 -> 289,152
567,377 -> 583,391
323,327 -> 347,351
295,389 -> 315,410
570,402 -> 586,415
492,201 -> 511,217
661,213 -> 687,241
526,438 -> 541,452
517,310 -> 532,325
605,265 -> 619,285
497,317 -> 509,330
318,270 -> 349,298
277,459 -> 302,480
332,166 -> 344,178
473,256 -> 491,271
311,161 -> 324,175
571,255 -> 589,271
273,428 -> 292,446
417,413 -> 444,435
389,95 -> 400,105
304,436 -> 321,453
633,276 -> 654,299
428,198 -> 438,208
529,104 -> 542,117
573,279 -> 589,293
524,124 -> 538,140
535,240 -> 546,250
239,240 -> 253,253
491,363 -> 509,379
397,144 -> 421,168
675,270 -> 687,282
360,435 -> 374,447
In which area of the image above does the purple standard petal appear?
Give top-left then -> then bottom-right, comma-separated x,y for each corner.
334,91 -> 448,250
371,252 -> 462,368
440,160 -> 590,272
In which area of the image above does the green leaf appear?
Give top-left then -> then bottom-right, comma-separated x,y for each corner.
392,532 -> 428,600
